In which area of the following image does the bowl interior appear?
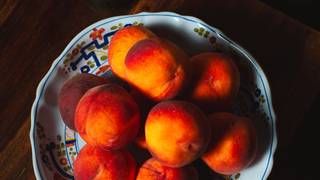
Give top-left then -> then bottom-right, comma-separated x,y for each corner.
31,12 -> 276,180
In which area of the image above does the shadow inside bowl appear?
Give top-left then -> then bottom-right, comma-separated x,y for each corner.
235,57 -> 272,167
251,112 -> 271,167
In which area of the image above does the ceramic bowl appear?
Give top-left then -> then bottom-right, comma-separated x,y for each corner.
30,12 -> 277,180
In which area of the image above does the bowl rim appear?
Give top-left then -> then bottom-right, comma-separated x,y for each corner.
30,11 -> 277,180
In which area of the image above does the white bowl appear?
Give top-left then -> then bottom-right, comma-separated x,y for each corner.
30,12 -> 277,180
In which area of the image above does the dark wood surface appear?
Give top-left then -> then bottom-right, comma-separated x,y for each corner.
1,0 -> 319,179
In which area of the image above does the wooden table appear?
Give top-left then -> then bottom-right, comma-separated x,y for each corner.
1,0 -> 319,179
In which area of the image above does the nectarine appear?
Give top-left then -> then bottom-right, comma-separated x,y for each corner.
75,83 -> 140,150
125,39 -> 190,101
202,112 -> 257,175
108,26 -> 157,79
74,145 -> 136,180
189,52 -> 240,112
136,158 -> 198,180
145,100 -> 210,167
58,73 -> 108,130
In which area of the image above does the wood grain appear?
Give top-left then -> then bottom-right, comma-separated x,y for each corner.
0,0 -> 123,179
0,119 -> 34,179
0,0 -> 20,25
0,0 -> 319,179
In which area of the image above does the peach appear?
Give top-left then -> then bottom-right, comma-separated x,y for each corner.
145,100 -> 211,167
202,112 -> 257,175
58,73 -> 108,130
136,158 -> 198,180
74,144 -> 136,180
189,52 -> 240,111
75,83 -> 140,150
108,26 -> 157,79
124,38 -> 191,101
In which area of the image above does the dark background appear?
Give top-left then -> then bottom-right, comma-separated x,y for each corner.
261,0 -> 320,30
261,0 -> 319,179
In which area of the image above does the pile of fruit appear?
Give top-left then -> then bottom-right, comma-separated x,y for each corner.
58,26 -> 257,180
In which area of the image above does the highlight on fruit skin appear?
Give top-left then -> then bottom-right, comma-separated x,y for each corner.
75,83 -> 140,150
73,144 -> 136,180
124,38 -> 191,101
189,52 -> 240,112
108,25 -> 157,80
145,100 -> 211,167
136,158 -> 199,180
58,73 -> 108,130
202,112 -> 257,175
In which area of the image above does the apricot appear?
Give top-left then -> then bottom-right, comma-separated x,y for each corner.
58,73 -> 108,130
75,83 -> 140,150
74,144 -> 136,180
145,100 -> 210,167
189,52 -> 240,111
124,38 -> 190,101
202,112 -> 257,175
136,158 -> 198,180
108,26 -> 157,79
